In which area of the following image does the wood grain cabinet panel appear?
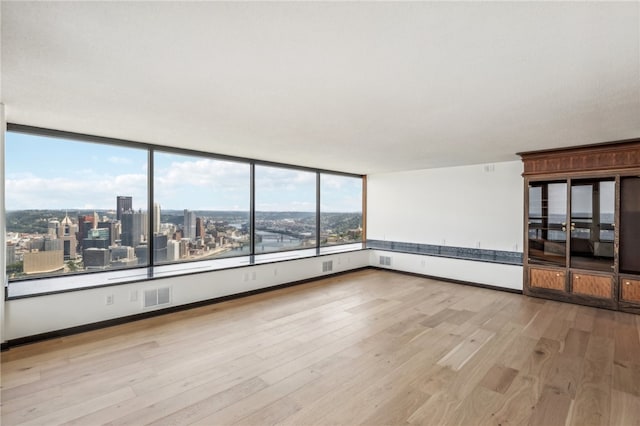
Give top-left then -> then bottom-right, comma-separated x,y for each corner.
620,278 -> 640,303
572,273 -> 613,299
530,268 -> 565,291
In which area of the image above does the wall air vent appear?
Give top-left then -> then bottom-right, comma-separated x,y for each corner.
144,287 -> 172,308
322,260 -> 333,272
379,256 -> 391,266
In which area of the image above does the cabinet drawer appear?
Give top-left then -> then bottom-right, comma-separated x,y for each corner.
530,268 -> 566,291
572,273 -> 612,299
620,278 -> 640,303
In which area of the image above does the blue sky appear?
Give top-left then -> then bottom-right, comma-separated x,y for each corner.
5,132 -> 362,212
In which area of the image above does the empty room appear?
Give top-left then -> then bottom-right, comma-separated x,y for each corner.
1,1 -> 639,425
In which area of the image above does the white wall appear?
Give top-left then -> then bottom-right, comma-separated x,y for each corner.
367,161 -> 524,288
370,250 -> 522,291
5,250 -> 369,340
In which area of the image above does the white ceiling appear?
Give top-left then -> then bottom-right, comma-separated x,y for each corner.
2,1 -> 639,175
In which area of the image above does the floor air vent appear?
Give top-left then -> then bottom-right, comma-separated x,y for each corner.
379,256 -> 391,266
144,287 -> 172,308
322,260 -> 333,272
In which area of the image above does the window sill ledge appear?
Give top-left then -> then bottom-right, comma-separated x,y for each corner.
6,243 -> 365,300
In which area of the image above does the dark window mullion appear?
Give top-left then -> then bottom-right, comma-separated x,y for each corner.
250,162 -> 256,262
148,148 -> 155,272
316,172 -> 321,255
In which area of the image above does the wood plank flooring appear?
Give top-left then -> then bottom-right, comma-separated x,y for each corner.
2,269 -> 640,425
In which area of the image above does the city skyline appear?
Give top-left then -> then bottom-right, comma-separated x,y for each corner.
5,132 -> 362,212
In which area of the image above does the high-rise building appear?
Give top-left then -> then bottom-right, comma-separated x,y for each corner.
77,215 -> 96,247
153,203 -> 161,234
167,240 -> 180,261
121,210 -> 148,247
60,213 -> 78,260
6,243 -> 16,265
83,248 -> 110,269
179,239 -> 190,258
116,196 -> 133,221
135,245 -> 148,265
97,221 -> 116,245
23,250 -> 64,274
83,228 -> 110,249
153,233 -> 168,263
113,221 -> 122,243
183,209 -> 196,240
48,220 -> 60,238
44,238 -> 64,252
111,246 -> 135,261
196,217 -> 205,240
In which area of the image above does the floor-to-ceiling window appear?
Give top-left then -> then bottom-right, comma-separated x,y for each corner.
254,165 -> 317,254
153,151 -> 251,264
5,131 -> 148,279
320,173 -> 363,246
4,125 -> 364,293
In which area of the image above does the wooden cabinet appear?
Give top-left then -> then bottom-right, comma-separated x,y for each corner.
571,272 -> 612,299
530,267 -> 565,291
620,278 -> 640,304
519,139 -> 640,313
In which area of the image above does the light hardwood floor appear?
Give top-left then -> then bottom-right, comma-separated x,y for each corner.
2,269 -> 640,425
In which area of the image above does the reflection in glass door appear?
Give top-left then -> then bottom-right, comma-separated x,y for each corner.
620,177 -> 640,274
570,179 -> 615,272
528,182 -> 567,266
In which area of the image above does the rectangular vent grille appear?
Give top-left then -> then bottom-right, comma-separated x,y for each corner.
379,256 -> 391,266
322,260 -> 333,272
144,287 -> 172,308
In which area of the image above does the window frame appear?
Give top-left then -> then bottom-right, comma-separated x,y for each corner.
254,164 -> 318,256
4,124 -> 364,291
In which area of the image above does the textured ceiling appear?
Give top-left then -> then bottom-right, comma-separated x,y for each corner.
2,1 -> 639,174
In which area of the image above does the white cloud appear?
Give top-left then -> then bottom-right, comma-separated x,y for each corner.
108,156 -> 133,165
6,173 -> 147,210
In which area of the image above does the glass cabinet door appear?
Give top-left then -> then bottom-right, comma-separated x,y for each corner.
528,182 -> 567,266
570,179 -> 615,272
620,177 -> 640,274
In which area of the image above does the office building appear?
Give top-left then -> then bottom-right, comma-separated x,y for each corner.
121,210 -> 148,248
167,239 -> 180,262
153,203 -> 161,234
83,248 -> 110,270
97,221 -> 116,246
5,243 -> 16,265
153,233 -> 168,263
23,249 -> 64,275
196,217 -> 205,240
116,196 -> 132,221
83,228 -> 110,250
111,246 -> 135,262
183,209 -> 196,241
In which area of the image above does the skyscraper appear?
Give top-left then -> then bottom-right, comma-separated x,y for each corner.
6,243 -> 16,265
83,248 -> 110,270
121,210 -> 148,247
196,217 -> 205,240
153,203 -> 161,234
60,213 -> 77,260
97,220 -> 116,245
116,196 -> 133,221
183,209 -> 196,240
83,228 -> 110,249
77,215 -> 96,248
153,233 -> 168,263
